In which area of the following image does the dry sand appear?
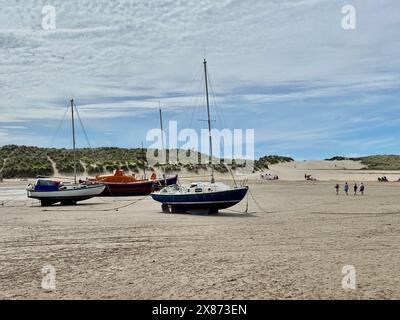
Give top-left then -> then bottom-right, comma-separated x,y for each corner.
0,161 -> 400,299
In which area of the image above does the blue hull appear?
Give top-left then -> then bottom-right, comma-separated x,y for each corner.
151,186 -> 249,213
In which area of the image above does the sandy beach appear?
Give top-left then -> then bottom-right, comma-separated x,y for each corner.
0,160 -> 399,300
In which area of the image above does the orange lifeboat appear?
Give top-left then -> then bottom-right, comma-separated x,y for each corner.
94,169 -> 151,183
89,168 -> 177,196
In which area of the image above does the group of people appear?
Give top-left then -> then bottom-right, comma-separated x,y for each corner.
335,182 -> 365,196
304,173 -> 317,181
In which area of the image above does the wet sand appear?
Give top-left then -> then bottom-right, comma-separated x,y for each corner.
0,178 -> 400,299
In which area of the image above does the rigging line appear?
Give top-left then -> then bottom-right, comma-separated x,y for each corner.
73,102 -> 105,176
177,64 -> 203,130
228,167 -> 238,187
188,72 -> 204,130
207,71 -> 226,130
207,69 -> 229,138
48,103 -> 70,148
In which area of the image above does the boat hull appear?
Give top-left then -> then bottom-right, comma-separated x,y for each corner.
151,186 -> 248,214
99,175 -> 178,196
27,184 -> 106,206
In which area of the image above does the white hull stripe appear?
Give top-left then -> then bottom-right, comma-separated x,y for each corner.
161,200 -> 240,205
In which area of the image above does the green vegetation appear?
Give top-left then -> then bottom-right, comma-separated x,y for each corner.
326,155 -> 400,170
254,155 -> 294,170
0,145 -> 53,178
325,156 -> 349,161
0,145 -> 146,178
0,144 -> 298,178
356,155 -> 400,170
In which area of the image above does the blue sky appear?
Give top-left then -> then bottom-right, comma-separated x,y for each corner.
0,0 -> 399,160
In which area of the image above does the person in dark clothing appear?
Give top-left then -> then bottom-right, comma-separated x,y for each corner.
353,183 -> 358,196
344,182 -> 349,195
335,184 -> 340,195
360,183 -> 365,196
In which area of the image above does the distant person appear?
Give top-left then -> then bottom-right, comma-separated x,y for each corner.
305,173 -> 307,181
360,183 -> 365,196
344,182 -> 349,195
354,183 -> 358,196
335,184 -> 340,195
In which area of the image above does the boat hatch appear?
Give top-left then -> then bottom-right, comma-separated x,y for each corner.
35,179 -> 60,191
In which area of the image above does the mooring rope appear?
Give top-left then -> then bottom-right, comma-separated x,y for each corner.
40,195 -> 151,212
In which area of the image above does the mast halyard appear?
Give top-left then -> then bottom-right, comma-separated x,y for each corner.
159,103 -> 167,187
203,59 -> 215,184
71,99 -> 77,184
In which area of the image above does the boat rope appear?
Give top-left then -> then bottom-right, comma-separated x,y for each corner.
40,195 -> 151,212
0,196 -> 21,206
245,191 -> 249,213
248,189 -> 273,214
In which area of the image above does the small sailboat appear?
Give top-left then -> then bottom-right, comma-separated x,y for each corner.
151,59 -> 249,214
27,99 -> 106,206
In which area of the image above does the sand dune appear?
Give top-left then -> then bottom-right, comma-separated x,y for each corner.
258,160 -> 400,182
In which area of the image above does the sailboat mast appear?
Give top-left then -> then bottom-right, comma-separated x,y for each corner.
159,103 -> 167,186
141,141 -> 146,178
71,99 -> 77,184
203,59 -> 215,183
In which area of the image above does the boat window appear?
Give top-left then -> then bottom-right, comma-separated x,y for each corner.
37,179 -> 58,186
195,188 -> 203,193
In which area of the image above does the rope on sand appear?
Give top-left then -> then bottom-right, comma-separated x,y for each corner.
248,189 -> 273,214
41,195 -> 151,212
0,196 -> 22,207
225,189 -> 274,215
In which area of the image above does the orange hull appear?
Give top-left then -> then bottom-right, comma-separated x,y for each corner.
90,169 -> 157,183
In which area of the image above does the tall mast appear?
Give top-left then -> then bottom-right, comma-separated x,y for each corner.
141,141 -> 146,178
71,99 -> 77,184
159,103 -> 167,186
203,59 -> 215,183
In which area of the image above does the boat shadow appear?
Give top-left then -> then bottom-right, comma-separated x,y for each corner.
160,211 -> 258,218
212,211 -> 258,218
31,202 -> 107,208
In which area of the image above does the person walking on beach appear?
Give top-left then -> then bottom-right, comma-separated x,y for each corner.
360,183 -> 365,196
344,182 -> 349,195
335,183 -> 340,195
354,183 -> 358,196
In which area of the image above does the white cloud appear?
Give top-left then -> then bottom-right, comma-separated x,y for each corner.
0,0 -> 399,157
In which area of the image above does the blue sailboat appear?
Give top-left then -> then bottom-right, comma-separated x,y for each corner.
151,59 -> 249,214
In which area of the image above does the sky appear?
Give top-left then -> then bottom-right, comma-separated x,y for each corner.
0,0 -> 399,160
